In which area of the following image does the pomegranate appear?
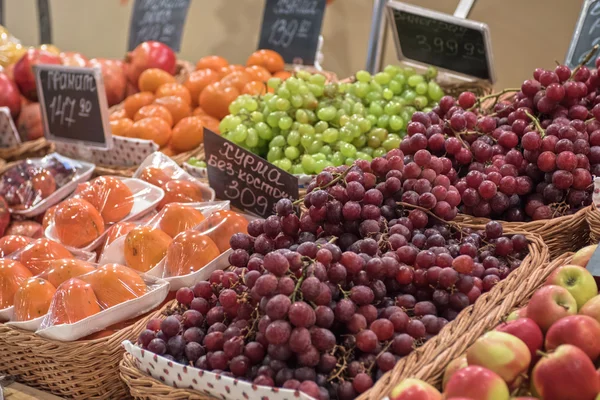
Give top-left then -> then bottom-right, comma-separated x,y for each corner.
0,197 -> 11,236
17,103 -> 43,141
0,72 -> 22,119
88,58 -> 127,107
5,220 -> 43,238
60,51 -> 89,67
125,41 -> 176,88
13,49 -> 61,101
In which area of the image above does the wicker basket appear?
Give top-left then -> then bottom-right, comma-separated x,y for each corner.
375,252 -> 572,395
586,204 -> 600,244
0,137 -> 54,163
0,304 -> 170,399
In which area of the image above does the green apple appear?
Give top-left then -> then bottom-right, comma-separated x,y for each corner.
545,264 -> 598,308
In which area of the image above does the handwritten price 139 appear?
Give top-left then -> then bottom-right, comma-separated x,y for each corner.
48,95 -> 92,128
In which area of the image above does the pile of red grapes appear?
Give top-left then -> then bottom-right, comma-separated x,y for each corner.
400,61 -> 600,221
136,152 -> 529,400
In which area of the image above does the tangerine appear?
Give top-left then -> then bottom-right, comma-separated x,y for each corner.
0,235 -> 32,257
155,83 -> 192,105
123,92 -> 155,119
109,108 -> 128,121
19,239 -> 73,275
133,104 -> 173,126
110,118 -> 134,137
184,69 -> 220,106
158,180 -> 204,209
14,278 -> 56,321
273,70 -> 292,80
220,70 -> 253,92
166,231 -> 220,276
158,203 -> 205,237
49,278 -> 101,324
245,65 -> 272,82
243,80 -> 267,95
247,49 -> 285,73
46,258 -> 96,288
124,226 -> 172,272
139,166 -> 172,187
197,114 -> 221,134
138,68 -> 177,93
77,176 -> 134,224
171,116 -> 204,152
199,81 -> 239,119
192,107 -> 208,117
196,55 -> 228,71
128,117 -> 172,147
54,198 -> 105,248
0,259 -> 33,308
154,96 -> 191,125
201,210 -> 249,252
83,263 -> 146,308
218,64 -> 246,78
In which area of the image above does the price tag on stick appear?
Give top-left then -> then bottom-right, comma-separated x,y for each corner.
34,65 -> 112,149
386,1 -> 495,83
565,0 -> 600,69
257,0 -> 326,65
128,0 -> 191,51
204,129 -> 299,218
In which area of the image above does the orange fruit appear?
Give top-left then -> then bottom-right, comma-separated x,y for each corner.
192,107 -> 208,117
154,96 -> 191,125
109,108 -> 128,121
138,68 -> 176,93
158,203 -> 205,238
50,278 -> 101,324
243,81 -> 267,95
196,55 -> 228,71
246,65 -> 272,82
103,222 -> 137,249
155,83 -> 192,105
162,147 -> 176,156
199,82 -> 239,119
220,70 -> 253,92
218,64 -> 246,78
123,92 -> 155,119
46,259 -> 96,288
0,259 -> 33,308
171,116 -> 204,152
77,176 -> 134,224
110,118 -> 134,137
197,114 -> 221,134
14,278 -> 57,321
139,166 -> 172,187
42,205 -> 58,231
201,210 -> 249,252
0,235 -> 32,257
133,104 -> 173,127
158,180 -> 204,209
247,49 -> 285,73
128,117 -> 172,147
83,263 -> 146,308
184,69 -> 220,107
124,226 -> 172,272
273,70 -> 292,80
166,231 -> 219,277
54,198 -> 105,248
19,239 -> 73,275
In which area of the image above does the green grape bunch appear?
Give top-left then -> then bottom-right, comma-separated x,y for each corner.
219,65 -> 445,175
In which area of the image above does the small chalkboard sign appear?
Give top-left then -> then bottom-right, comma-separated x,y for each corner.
566,0 -> 600,69
386,1 -> 495,82
34,65 -> 112,149
204,129 -> 299,218
257,0 -> 326,65
128,0 -> 190,51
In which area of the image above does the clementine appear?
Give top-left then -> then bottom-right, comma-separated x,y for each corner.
110,118 -> 134,137
245,65 -> 272,82
171,116 -> 204,152
154,96 -> 191,125
220,70 -> 253,92
138,68 -> 176,93
184,69 -> 220,106
133,104 -> 173,127
155,83 -> 192,105
109,108 -> 128,121
243,81 -> 267,95
123,92 -> 155,119
199,81 -> 239,119
246,50 -> 285,73
196,55 -> 228,71
128,117 -> 172,147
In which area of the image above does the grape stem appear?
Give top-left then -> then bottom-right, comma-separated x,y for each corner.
524,111 -> 545,137
571,44 -> 599,79
293,167 -> 352,205
468,88 -> 520,111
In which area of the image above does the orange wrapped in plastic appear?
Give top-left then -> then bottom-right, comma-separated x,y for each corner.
18,238 -> 74,275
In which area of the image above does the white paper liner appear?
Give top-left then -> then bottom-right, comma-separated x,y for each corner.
0,305 -> 14,321
44,177 -> 165,252
122,341 -> 316,400
5,314 -> 44,331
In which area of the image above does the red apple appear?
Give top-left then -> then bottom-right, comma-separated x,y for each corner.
389,378 -> 442,400
466,331 -> 531,385
442,355 -> 467,390
13,49 -> 61,101
580,294 -> 600,324
527,285 -> 577,332
445,366 -> 510,400
495,317 -> 544,361
571,244 -> 597,268
0,72 -> 21,119
545,315 -> 600,360
532,344 -> 600,400
546,264 -> 598,308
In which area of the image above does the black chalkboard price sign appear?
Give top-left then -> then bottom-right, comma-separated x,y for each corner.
257,0 -> 326,65
128,0 -> 191,51
34,65 -> 112,149
566,0 -> 600,69
204,129 -> 299,218
386,1 -> 495,82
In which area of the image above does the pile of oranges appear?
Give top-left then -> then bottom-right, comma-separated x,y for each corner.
108,49 -> 288,156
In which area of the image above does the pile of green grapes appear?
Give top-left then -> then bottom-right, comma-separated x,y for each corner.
219,65 -> 445,175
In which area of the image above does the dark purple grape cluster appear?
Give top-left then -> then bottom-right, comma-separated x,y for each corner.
400,62 -> 600,221
137,156 -> 529,400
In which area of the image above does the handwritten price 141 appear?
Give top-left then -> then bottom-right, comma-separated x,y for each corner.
48,95 -> 92,128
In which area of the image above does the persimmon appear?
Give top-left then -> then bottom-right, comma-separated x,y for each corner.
46,259 -> 96,288
128,117 -> 172,147
104,222 -> 137,249
155,83 -> 192,105
202,210 -> 249,252
139,166 -> 172,187
273,70 -> 292,80
245,65 -> 272,82
220,70 -> 253,92
0,259 -> 33,308
171,116 -> 204,152
247,49 -> 285,73
138,68 -> 176,93
154,96 -> 191,125
110,118 -> 134,137
166,231 -> 220,277
109,108 -> 127,121
158,203 -> 205,238
196,55 -> 228,71
158,180 -> 204,209
243,80 -> 267,95
123,92 -> 155,119
124,226 -> 172,272
0,235 -> 32,257
54,198 -> 105,248
133,104 -> 173,127
14,278 -> 56,321
49,278 -> 101,324
19,239 -> 73,275
199,81 -> 239,119
77,176 -> 134,224
184,69 -> 220,107
31,169 -> 56,199
83,263 -> 146,308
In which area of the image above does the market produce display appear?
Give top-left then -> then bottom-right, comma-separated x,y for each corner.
220,66 -> 445,174
389,245 -> 600,400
